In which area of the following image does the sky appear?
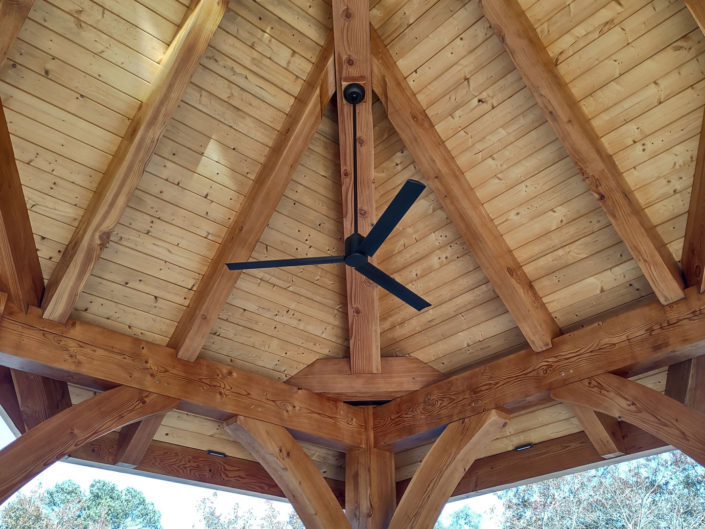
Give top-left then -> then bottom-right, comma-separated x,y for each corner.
0,416 -> 501,528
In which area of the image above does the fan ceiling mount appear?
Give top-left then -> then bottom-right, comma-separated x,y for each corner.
226,83 -> 431,311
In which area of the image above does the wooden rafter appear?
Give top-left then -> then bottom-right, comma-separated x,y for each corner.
682,109 -> 705,293
286,357 -> 444,401
0,98 -> 74,435
569,405 -> 624,459
40,0 -> 228,322
114,412 -> 166,468
0,0 -> 34,66
552,373 -> 705,465
389,410 -> 508,529
373,287 -> 705,448
0,385 -> 178,503
332,0 -> 380,374
0,303 -> 366,448
370,28 -> 560,353
225,416 -> 352,529
168,33 -> 336,361
685,0 -> 705,36
0,98 -> 43,312
481,0 -> 685,305
70,432 -> 346,504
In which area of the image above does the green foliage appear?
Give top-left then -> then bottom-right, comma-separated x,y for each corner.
496,451 -> 705,529
434,505 -> 482,529
195,495 -> 303,529
0,480 -> 162,529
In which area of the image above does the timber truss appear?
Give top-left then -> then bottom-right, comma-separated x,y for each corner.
1,1 -> 705,529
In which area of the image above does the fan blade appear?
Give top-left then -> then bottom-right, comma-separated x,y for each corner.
359,179 -> 425,258
226,255 -> 345,271
353,262 -> 430,311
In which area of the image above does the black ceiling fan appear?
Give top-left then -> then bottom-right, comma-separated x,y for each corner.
226,84 -> 430,311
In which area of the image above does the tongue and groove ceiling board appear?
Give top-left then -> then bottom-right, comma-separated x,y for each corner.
0,0 -> 704,507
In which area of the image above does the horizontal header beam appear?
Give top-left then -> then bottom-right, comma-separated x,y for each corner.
374,288 -> 705,448
0,304 -> 366,449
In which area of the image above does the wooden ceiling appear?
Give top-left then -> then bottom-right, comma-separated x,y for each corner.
1,0 -> 705,524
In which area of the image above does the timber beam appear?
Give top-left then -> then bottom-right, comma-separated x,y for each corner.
397,423 -> 666,501
41,0 -> 229,322
686,0 -> 705,36
389,411 -> 508,529
69,432 -> 346,505
370,28 -> 560,352
569,405 -> 624,459
332,0 -> 380,374
286,357 -> 445,401
226,416 -> 353,529
0,385 -> 177,503
0,0 -> 34,67
373,287 -> 705,449
0,98 -> 43,312
114,413 -> 166,468
552,373 -> 705,465
0,303 -> 366,448
481,0 -> 684,305
682,107 -> 705,293
168,32 -> 336,361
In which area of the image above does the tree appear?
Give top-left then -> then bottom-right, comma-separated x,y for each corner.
0,480 -> 162,529
434,505 -> 481,529
196,495 -> 305,529
496,451 -> 705,529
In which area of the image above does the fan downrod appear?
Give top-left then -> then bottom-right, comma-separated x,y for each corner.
343,83 -> 365,105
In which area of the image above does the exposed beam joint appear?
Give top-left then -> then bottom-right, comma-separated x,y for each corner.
682,109 -> 705,293
389,410 -> 508,529
41,0 -> 229,322
370,28 -> 560,352
481,0 -> 684,305
0,386 -> 177,503
0,0 -> 34,66
225,416 -> 352,529
286,357 -> 445,401
168,33 -> 336,361
0,303 -> 367,448
373,287 -> 705,448
552,373 -> 705,465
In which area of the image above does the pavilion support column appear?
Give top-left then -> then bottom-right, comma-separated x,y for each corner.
0,385 -> 178,503
388,410 -> 509,529
552,373 -> 705,466
346,409 -> 395,529
225,416 -> 352,529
